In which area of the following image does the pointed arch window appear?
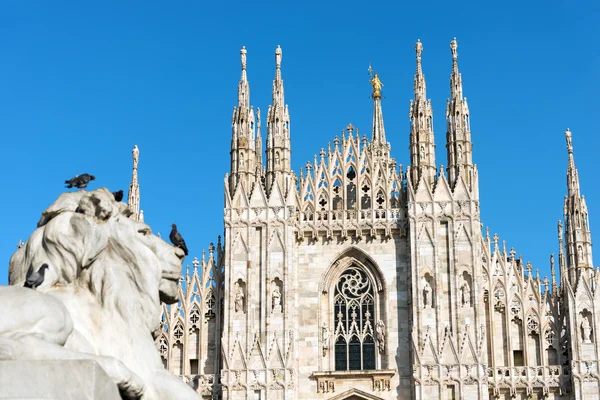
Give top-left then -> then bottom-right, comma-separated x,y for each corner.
334,266 -> 376,371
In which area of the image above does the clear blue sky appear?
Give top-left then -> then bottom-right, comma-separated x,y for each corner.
0,1 -> 598,285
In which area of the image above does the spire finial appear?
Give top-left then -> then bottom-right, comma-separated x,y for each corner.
275,45 -> 282,69
132,144 -> 139,170
416,39 -> 423,64
240,46 -> 247,71
128,144 -> 141,221
450,37 -> 458,59
370,72 -> 383,99
565,128 -> 573,154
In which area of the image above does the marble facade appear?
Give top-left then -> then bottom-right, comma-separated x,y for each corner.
149,40 -> 598,400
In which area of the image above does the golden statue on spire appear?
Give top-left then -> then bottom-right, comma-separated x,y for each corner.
368,65 -> 383,98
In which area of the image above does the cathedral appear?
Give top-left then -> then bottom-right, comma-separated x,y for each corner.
136,39 -> 600,399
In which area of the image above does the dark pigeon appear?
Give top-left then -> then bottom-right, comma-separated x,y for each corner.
65,173 -> 96,190
169,224 -> 189,256
112,190 -> 124,202
24,264 -> 49,289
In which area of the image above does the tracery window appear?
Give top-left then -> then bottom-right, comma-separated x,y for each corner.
334,266 -> 376,371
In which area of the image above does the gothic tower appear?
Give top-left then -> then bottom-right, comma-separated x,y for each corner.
265,45 -> 293,198
408,38 -> 487,400
229,46 -> 259,197
445,38 -> 475,191
559,129 -> 600,399
408,40 -> 436,189
222,45 -> 297,400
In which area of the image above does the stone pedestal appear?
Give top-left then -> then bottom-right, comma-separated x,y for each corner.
0,360 -> 120,399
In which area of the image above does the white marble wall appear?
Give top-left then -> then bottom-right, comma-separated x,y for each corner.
294,233 -> 411,399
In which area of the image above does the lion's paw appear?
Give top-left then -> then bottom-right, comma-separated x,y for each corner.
95,356 -> 146,400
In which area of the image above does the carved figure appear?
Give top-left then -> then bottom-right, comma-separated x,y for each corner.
240,46 -> 247,70
458,144 -> 463,160
582,318 -> 592,343
235,286 -> 245,313
322,322 -> 329,356
132,145 -> 139,169
461,281 -> 471,307
272,286 -> 281,312
4,188 -> 196,399
565,128 -> 573,153
423,281 -> 433,308
420,145 -> 425,161
376,320 -> 385,353
370,72 -> 383,97
275,45 -> 282,67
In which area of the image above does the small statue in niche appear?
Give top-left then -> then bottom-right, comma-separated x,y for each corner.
272,286 -> 282,313
423,281 -> 433,308
235,286 -> 244,313
376,320 -> 385,353
460,281 -> 471,307
322,322 -> 329,356
457,144 -> 463,160
582,318 -> 592,343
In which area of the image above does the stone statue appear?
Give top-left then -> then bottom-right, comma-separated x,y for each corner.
420,146 -> 425,161
376,320 -> 385,353
461,281 -> 471,307
565,128 -> 573,153
132,144 -> 139,170
3,188 -> 196,399
458,144 -> 463,160
322,322 -> 329,356
235,286 -> 245,313
240,46 -> 247,70
423,281 -> 433,308
275,45 -> 282,67
272,286 -> 281,312
415,39 -> 423,59
582,318 -> 592,343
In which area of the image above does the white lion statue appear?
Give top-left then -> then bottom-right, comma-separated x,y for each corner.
1,188 -> 197,399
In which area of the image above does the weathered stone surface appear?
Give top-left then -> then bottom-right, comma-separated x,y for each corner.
0,360 -> 120,399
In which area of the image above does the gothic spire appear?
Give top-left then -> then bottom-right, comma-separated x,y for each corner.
369,67 -> 386,146
550,253 -> 558,294
128,144 -> 141,221
265,45 -> 292,197
565,128 -> 580,198
272,45 -> 284,108
562,129 -> 593,283
408,39 -> 436,188
445,38 -> 474,190
255,107 -> 263,180
558,220 -> 567,287
229,46 -> 257,196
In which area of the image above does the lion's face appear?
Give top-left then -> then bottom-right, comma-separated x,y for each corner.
9,188 -> 185,327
